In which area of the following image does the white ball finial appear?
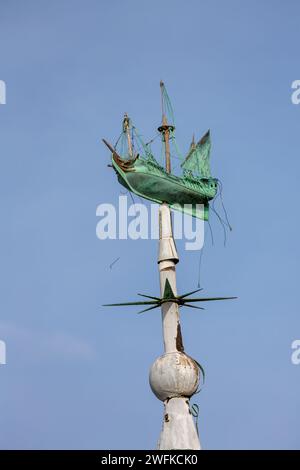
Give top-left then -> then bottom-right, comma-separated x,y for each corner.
149,352 -> 200,402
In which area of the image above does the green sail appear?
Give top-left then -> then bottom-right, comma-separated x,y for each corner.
181,130 -> 211,179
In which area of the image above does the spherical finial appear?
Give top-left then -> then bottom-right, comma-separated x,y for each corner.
149,352 -> 200,402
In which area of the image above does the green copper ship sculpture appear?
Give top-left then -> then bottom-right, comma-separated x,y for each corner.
103,82 -> 217,221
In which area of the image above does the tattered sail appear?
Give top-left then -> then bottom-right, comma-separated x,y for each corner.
181,130 -> 211,178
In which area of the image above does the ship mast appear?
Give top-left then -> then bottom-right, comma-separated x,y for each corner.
123,112 -> 133,158
150,82 -> 201,450
158,81 -> 173,173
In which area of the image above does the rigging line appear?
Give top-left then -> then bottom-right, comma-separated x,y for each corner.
212,187 -> 230,230
134,137 -> 142,155
122,189 -> 142,214
114,131 -> 124,149
109,257 -> 120,270
167,153 -> 183,173
131,126 -> 146,151
211,180 -> 232,236
164,90 -> 175,124
207,216 -> 214,246
211,205 -> 227,247
127,189 -> 137,217
169,130 -> 183,160
160,139 -> 165,165
161,84 -> 175,125
128,188 -> 144,213
145,132 -> 160,146
171,152 -> 185,172
218,180 -> 232,231
133,128 -> 146,157
161,83 -> 165,120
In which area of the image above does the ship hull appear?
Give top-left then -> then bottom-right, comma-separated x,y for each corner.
112,157 -> 217,220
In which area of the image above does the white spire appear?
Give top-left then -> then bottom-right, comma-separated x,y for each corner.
149,203 -> 201,450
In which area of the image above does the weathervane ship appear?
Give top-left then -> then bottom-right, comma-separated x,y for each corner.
102,82 -> 235,450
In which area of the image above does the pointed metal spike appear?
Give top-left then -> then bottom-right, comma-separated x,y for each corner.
137,293 -> 161,301
182,296 -> 237,303
103,300 -> 158,307
183,304 -> 205,310
163,278 -> 176,300
138,304 -> 161,314
179,288 -> 203,299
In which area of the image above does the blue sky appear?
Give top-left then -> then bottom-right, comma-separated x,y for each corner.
0,0 -> 299,449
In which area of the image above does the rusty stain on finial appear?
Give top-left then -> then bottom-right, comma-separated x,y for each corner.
176,322 -> 184,352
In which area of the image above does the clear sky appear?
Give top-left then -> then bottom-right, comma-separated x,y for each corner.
0,0 -> 299,450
